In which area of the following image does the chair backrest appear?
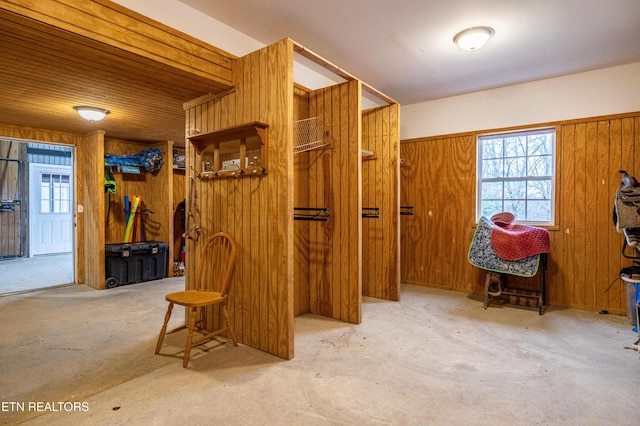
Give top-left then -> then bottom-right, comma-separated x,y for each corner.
194,232 -> 237,295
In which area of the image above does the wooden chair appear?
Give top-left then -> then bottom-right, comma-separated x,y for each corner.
155,232 -> 238,367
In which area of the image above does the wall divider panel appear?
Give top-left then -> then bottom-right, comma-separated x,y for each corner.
400,112 -> 640,314
293,85 -> 311,317
362,104 -> 401,301
184,39 -> 295,359
292,65 -> 400,321
77,130 -> 106,289
305,80 -> 363,324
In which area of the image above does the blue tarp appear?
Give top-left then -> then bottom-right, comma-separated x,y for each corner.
105,147 -> 164,172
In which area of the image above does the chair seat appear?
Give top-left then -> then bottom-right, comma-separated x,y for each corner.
166,290 -> 225,307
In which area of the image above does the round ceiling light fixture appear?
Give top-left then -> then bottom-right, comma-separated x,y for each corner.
73,106 -> 110,121
453,26 -> 495,51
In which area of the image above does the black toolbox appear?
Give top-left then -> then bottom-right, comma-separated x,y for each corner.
105,241 -> 168,288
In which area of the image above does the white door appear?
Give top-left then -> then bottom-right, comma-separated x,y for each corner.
29,164 -> 73,256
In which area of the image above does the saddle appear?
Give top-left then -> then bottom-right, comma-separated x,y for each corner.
614,170 -> 640,229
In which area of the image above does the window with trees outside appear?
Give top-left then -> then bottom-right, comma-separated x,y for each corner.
477,128 -> 556,225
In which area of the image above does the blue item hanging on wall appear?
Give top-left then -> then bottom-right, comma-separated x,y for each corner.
105,147 -> 164,172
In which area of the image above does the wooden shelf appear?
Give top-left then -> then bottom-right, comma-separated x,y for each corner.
188,122 -> 268,179
188,122 -> 268,154
294,117 -> 328,154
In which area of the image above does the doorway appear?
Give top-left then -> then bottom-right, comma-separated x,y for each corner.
0,140 -> 75,294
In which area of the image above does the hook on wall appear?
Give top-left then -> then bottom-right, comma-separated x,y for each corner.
362,207 -> 380,218
294,207 -> 330,222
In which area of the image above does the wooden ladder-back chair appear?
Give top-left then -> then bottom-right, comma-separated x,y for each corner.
155,232 -> 238,367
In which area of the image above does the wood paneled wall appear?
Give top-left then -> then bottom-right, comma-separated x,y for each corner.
0,0 -> 234,90
293,85 -> 311,316
77,131 -> 106,289
400,112 -> 640,314
362,105 -> 401,301
104,138 -> 175,274
304,80 -> 363,324
293,88 -> 401,317
184,39 -> 294,359
172,167 -> 186,264
0,139 -> 25,258
0,123 -> 84,145
0,140 -> 20,197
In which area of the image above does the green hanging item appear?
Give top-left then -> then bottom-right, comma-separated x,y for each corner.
104,162 -> 117,194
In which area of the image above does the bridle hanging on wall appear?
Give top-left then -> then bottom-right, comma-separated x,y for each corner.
182,176 -> 201,245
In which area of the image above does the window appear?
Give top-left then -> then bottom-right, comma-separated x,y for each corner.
477,128 -> 556,225
40,173 -> 70,214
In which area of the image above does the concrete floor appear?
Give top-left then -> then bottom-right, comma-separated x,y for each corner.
0,253 -> 73,294
1,277 -> 638,425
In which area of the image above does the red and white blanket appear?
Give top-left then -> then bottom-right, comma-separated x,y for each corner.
490,212 -> 550,261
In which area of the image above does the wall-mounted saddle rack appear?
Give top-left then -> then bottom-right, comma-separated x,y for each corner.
400,206 -> 414,215
294,207 -> 330,222
362,207 -> 380,218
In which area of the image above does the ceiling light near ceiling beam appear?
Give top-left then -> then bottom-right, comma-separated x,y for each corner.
453,26 -> 494,51
73,106 -> 110,121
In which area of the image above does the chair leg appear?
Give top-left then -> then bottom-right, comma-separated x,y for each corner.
483,273 -> 491,309
155,302 -> 174,354
222,303 -> 238,346
183,307 -> 199,368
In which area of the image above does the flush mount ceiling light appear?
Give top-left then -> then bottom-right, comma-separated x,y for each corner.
73,106 -> 110,121
453,26 -> 495,51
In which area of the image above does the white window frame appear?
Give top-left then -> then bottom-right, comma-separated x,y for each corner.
40,173 -> 71,214
476,127 -> 556,226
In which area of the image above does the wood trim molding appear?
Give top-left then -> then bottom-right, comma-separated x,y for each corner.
401,110 -> 640,144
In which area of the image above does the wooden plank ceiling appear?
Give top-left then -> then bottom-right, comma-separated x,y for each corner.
0,9 -> 231,145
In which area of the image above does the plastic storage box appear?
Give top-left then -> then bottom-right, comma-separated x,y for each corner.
105,241 -> 168,288
620,275 -> 640,329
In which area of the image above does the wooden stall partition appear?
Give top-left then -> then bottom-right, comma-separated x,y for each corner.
103,138 -> 174,276
306,79 -> 363,324
293,84 -> 311,316
362,104 -> 401,301
400,112 -> 640,314
0,139 -> 26,258
77,130 -> 106,289
184,39 -> 295,359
